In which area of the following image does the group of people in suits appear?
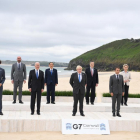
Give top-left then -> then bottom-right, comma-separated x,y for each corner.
0,57 -> 131,118
28,62 -> 58,115
0,57 -> 58,115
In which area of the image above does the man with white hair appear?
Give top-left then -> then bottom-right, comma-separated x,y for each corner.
70,65 -> 87,116
28,62 -> 44,115
11,56 -> 26,104
85,61 -> 98,105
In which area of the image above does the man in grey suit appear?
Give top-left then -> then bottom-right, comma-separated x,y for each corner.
70,65 -> 87,116
11,56 -> 26,104
109,67 -> 124,117
0,60 -> 6,115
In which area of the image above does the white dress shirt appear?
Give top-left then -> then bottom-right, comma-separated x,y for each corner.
77,73 -> 82,82
17,62 -> 21,68
115,74 -> 119,79
90,67 -> 94,75
35,69 -> 39,77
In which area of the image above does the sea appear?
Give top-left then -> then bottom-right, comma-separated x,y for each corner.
0,64 -> 74,79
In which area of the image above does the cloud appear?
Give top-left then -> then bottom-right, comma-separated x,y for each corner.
0,0 -> 140,62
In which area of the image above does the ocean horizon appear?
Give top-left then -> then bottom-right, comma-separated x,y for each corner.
0,64 -> 74,79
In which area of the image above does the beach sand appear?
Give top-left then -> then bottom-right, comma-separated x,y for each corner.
0,131 -> 140,140
3,71 -> 140,102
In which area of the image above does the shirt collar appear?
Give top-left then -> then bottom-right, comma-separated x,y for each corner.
35,69 -> 39,72
77,73 -> 81,75
17,62 -> 21,64
123,71 -> 128,73
50,68 -> 53,70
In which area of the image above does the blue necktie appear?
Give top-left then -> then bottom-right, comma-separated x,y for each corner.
79,74 -> 81,82
36,70 -> 38,79
51,70 -> 53,75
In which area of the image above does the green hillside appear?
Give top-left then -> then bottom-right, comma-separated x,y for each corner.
66,38 -> 140,71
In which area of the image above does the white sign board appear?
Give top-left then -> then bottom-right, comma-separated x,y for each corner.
62,119 -> 110,135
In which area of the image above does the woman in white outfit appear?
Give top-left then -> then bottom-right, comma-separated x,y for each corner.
120,64 -> 131,106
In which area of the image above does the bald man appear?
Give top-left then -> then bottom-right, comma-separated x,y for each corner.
28,62 -> 44,115
11,56 -> 26,104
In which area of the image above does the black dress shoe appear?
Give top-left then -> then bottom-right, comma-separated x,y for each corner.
113,113 -> 116,117
72,113 -> 76,116
31,112 -> 34,115
117,113 -> 121,117
86,102 -> 89,105
91,102 -> 94,105
13,100 -> 16,104
124,103 -> 128,106
37,112 -> 40,115
19,100 -> 24,104
121,103 -> 123,106
46,102 -> 50,104
0,112 -> 3,115
80,113 -> 85,116
51,102 -> 55,104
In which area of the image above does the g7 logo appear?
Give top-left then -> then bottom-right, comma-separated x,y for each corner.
73,124 -> 82,129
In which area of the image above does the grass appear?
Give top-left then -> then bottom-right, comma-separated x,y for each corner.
67,39 -> 140,71
103,93 -> 140,98
2,90 -> 96,97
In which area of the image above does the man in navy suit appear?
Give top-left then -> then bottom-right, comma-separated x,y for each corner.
45,62 -> 58,104
0,60 -> 6,115
85,62 -> 99,105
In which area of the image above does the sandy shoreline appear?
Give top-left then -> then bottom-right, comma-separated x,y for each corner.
2,71 -> 140,102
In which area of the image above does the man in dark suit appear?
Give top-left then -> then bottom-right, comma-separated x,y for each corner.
45,62 -> 58,104
70,65 -> 87,116
109,67 -> 124,117
28,62 -> 44,115
85,62 -> 98,105
0,60 -> 6,115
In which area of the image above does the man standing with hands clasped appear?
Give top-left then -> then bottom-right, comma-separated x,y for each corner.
70,65 -> 87,117
109,67 -> 124,117
85,62 -> 98,105
11,56 -> 26,104
28,62 -> 44,115
45,62 -> 58,104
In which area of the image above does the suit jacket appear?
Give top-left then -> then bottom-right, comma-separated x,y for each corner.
85,67 -> 98,86
0,67 -> 6,85
70,72 -> 87,94
28,69 -> 44,91
45,68 -> 58,85
109,74 -> 125,94
11,63 -> 26,81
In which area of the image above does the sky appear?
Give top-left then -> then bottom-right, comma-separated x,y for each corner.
0,0 -> 140,63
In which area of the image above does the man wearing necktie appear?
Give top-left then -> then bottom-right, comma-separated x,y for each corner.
45,62 -> 58,104
28,62 -> 44,115
11,56 -> 26,104
0,60 -> 6,115
85,62 -> 99,105
109,67 -> 124,117
70,65 -> 87,116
